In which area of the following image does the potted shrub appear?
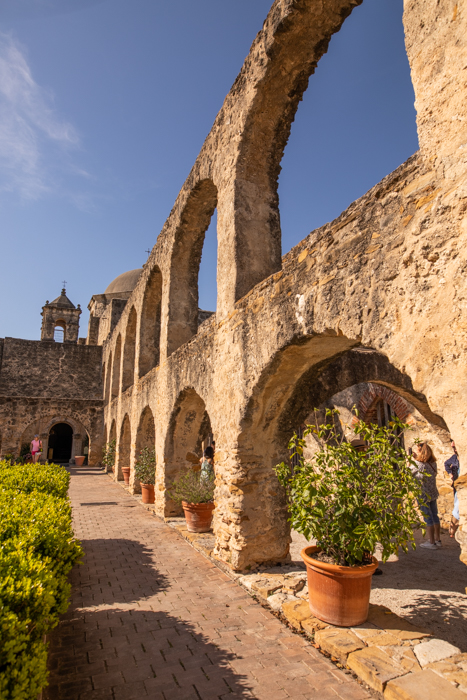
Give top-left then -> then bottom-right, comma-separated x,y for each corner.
134,447 -> 156,504
275,409 -> 424,627
102,439 -> 116,473
170,469 -> 215,533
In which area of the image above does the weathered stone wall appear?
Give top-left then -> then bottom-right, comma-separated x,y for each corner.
96,0 -> 467,570
0,338 -> 104,464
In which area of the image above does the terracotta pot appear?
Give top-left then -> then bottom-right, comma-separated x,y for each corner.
301,545 -> 378,627
121,467 -> 131,485
182,501 -> 215,533
141,483 -> 155,504
74,456 -> 85,467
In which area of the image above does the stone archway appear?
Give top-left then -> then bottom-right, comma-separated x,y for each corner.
116,414 -> 132,482
162,388 -> 212,517
139,267 -> 163,378
111,335 -> 122,399
122,308 -> 137,393
48,422 -> 73,462
133,406 -> 156,495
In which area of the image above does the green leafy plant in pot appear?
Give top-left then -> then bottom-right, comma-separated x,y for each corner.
170,468 -> 215,533
275,409 -> 425,626
134,447 -> 156,504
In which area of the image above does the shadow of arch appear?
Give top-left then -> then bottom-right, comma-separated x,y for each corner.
139,266 -> 162,378
164,388 -> 212,517
166,179 -> 217,357
122,307 -> 137,392
133,406 -> 156,494
117,414 -> 131,482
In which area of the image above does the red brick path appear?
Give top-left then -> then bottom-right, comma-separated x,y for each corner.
45,467 -> 370,700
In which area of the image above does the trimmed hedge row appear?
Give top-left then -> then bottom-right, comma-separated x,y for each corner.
0,462 -> 82,699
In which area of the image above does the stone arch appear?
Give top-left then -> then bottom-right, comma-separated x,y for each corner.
139,266 -> 163,378
122,307 -> 137,392
116,413 -> 131,482
133,406 -> 156,494
166,180 -> 217,356
217,339 -> 449,570
111,335 -> 122,399
53,319 -> 66,343
19,414 -> 91,465
354,384 -> 411,426
163,388 -> 212,516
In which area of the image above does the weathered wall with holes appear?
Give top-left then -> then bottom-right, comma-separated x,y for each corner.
99,0 -> 467,569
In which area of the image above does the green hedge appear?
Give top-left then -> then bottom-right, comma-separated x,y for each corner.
0,462 -> 82,699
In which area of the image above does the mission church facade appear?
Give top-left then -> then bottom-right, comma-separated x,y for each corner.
0,0 -> 466,570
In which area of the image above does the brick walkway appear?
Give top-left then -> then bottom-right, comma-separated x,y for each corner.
45,467 -> 370,700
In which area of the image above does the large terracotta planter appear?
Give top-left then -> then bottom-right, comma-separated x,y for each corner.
141,483 -> 155,504
301,545 -> 378,627
121,467 -> 130,485
74,456 -> 85,467
182,501 -> 215,533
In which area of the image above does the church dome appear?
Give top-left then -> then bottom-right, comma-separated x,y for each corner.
105,269 -> 142,295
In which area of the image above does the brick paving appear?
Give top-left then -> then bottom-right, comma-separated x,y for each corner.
45,467 -> 371,700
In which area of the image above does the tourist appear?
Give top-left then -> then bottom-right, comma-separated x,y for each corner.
30,434 -> 42,464
200,445 -> 214,481
450,492 -> 460,538
444,439 -> 460,487
410,442 -> 440,549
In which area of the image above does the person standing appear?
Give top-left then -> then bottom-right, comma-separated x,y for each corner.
30,435 -> 42,463
410,442 -> 440,549
445,439 -> 460,537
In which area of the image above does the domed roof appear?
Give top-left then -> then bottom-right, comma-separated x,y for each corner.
105,269 -> 142,295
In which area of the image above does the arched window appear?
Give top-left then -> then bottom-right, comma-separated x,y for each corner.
139,268 -> 163,378
111,335 -> 122,399
122,307 -> 137,391
54,321 -> 66,342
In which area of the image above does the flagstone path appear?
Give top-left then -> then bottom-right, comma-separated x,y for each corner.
44,466 -> 371,700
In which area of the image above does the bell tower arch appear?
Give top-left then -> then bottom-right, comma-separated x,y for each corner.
41,286 -> 82,344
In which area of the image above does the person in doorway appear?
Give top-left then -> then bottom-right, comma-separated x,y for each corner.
200,445 -> 214,482
450,492 -> 460,538
30,435 -> 42,463
410,442 -> 440,549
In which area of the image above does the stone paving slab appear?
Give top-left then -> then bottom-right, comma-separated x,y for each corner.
44,467 -> 371,700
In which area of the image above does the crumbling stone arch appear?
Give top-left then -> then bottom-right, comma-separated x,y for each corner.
116,413 -> 131,482
166,180 -> 217,356
162,388 -> 212,516
111,335 -> 122,399
133,406 -> 156,495
139,266 -> 162,378
122,307 -> 137,392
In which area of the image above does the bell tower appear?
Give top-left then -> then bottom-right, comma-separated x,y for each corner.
41,283 -> 82,343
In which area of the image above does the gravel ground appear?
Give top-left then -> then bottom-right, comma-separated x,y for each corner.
289,528 -> 467,651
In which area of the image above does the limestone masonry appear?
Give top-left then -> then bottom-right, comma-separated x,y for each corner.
0,0 -> 466,569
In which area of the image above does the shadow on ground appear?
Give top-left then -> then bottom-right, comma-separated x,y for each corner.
44,538 -> 254,700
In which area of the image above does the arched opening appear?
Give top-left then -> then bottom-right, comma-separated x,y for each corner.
166,180 -> 217,356
139,267 -> 162,378
197,209 -> 217,322
226,340 -> 450,571
277,0 -> 418,255
104,352 -> 112,403
134,406 -> 156,494
48,422 -> 73,463
111,335 -> 122,399
117,414 -> 132,482
122,307 -> 137,392
164,388 -> 212,516
54,321 -> 66,343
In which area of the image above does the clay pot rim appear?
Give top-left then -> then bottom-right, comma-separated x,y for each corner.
121,467 -> 131,472
140,482 -> 155,487
182,500 -> 215,508
301,545 -> 378,577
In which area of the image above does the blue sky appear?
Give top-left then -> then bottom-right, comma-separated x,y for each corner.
0,0 -> 418,340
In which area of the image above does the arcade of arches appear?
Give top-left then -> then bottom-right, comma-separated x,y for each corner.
0,0 -> 466,571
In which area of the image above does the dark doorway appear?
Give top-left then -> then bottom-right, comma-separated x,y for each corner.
48,423 -> 73,462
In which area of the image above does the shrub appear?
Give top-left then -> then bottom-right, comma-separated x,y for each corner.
134,447 -> 156,485
275,409 -> 425,566
169,468 -> 215,505
102,439 -> 116,471
0,461 -> 82,699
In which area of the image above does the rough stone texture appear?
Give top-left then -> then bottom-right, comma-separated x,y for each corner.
413,638 -> 461,667
347,647 -> 406,693
1,0 -> 467,569
314,629 -> 364,664
281,599 -> 314,631
0,337 -> 103,464
426,653 -> 467,693
384,669 -> 467,700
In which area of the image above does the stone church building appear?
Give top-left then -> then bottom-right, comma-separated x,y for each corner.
0,0 -> 466,570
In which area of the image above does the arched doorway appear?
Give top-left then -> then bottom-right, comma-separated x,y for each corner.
48,423 -> 73,463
